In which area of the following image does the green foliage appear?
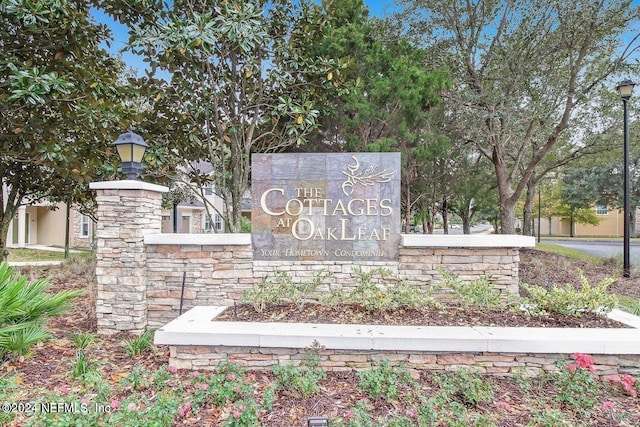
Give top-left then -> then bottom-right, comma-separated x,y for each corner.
617,295 -> 640,316
241,276 -> 283,313
271,362 -> 325,398
280,270 -> 330,310
0,0 -> 127,260
522,271 -> 618,316
528,406 -> 573,427
439,270 -> 506,310
121,366 -> 150,391
270,341 -> 326,398
70,351 -> 99,383
0,262 -> 82,358
123,331 -> 154,357
350,267 -> 436,313
123,0 -> 342,232
550,357 -> 600,415
433,369 -> 494,407
356,360 -> 417,401
225,398 -> 261,427
153,365 -> 171,388
332,400 -> 376,427
71,331 -> 95,350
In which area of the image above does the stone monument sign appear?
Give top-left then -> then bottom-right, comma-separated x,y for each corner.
252,153 -> 401,261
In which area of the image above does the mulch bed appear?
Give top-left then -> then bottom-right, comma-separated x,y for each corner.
216,302 -> 630,328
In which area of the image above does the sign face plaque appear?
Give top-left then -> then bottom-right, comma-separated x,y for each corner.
252,153 -> 401,261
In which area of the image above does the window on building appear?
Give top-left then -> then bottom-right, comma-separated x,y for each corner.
204,184 -> 215,196
80,214 -> 92,238
205,213 -> 223,231
596,205 -> 608,216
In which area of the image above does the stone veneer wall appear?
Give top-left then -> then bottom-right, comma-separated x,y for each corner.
88,179 -> 534,334
144,234 -> 532,329
169,345 -> 640,377
90,180 -> 168,335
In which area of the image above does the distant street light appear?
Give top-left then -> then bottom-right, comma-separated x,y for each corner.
617,79 -> 636,277
113,130 -> 148,180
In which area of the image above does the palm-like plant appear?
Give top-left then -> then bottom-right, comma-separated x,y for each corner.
0,262 -> 83,358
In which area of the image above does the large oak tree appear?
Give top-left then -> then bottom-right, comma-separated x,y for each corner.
399,0 -> 640,233
1,0 -> 125,260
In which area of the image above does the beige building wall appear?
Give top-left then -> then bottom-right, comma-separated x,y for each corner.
575,208 -> 622,237
35,204 -> 67,246
536,207 -> 630,237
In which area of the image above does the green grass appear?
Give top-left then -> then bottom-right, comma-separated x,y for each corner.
7,248 -> 91,262
535,242 -> 603,263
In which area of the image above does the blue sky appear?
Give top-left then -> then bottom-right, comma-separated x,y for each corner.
93,1 -> 638,77
92,1 -> 396,75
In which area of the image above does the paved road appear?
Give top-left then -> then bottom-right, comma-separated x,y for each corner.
542,238 -> 640,259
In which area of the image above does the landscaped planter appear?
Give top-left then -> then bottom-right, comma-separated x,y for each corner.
154,306 -> 640,377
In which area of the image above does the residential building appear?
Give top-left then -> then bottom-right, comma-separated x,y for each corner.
536,205 -> 640,237
7,201 -> 95,249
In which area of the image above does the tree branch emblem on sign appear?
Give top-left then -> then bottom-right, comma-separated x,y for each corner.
341,156 -> 395,196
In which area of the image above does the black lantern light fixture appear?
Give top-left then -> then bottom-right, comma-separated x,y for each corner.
617,79 -> 636,278
113,129 -> 148,180
308,417 -> 329,427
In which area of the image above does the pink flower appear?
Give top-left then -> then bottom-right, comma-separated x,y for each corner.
405,408 -> 417,418
168,365 -> 178,374
110,399 -> 120,410
127,402 -> 137,411
605,374 -> 638,398
602,401 -> 615,410
178,402 -> 191,418
59,385 -> 69,395
345,411 -> 354,419
227,374 -> 237,381
179,401 -> 192,417
192,382 -> 209,391
572,353 -> 595,372
567,364 -> 577,373
233,411 -> 241,419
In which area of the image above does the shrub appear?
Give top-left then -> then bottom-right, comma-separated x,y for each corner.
0,262 -> 83,359
433,369 -> 494,406
357,360 -> 416,401
438,269 -> 507,310
123,331 -> 154,356
241,275 -> 282,312
522,271 -> 618,316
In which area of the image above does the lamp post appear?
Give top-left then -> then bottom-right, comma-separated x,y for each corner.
617,80 -> 635,278
113,130 -> 148,180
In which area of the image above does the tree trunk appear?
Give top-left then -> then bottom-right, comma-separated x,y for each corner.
404,180 -> 411,233
441,199 -> 449,234
0,219 -> 10,262
522,178 -> 536,236
570,212 -> 575,237
499,201 -> 517,235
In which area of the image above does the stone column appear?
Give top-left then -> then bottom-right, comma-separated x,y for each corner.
89,180 -> 168,335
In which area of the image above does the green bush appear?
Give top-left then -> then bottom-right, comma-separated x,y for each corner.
434,368 -> 494,406
0,262 -> 83,359
357,360 -> 416,401
522,271 -> 617,316
438,269 -> 506,310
